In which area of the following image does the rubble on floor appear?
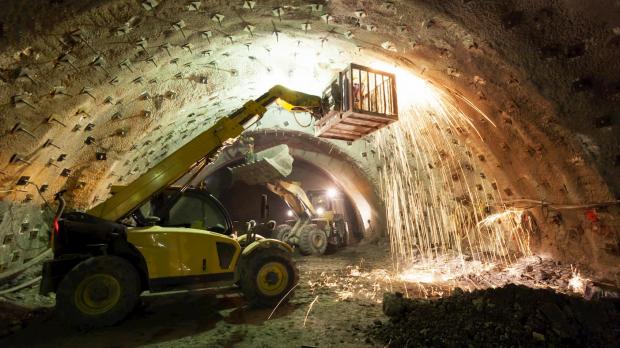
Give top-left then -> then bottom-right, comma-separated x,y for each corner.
369,284 -> 620,348
2,243 -> 619,346
0,301 -> 51,338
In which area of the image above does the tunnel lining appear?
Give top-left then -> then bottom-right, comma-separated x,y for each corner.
192,128 -> 384,240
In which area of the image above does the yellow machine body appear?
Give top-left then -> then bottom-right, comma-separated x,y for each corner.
127,226 -> 292,282
127,226 -> 242,279
78,85 -> 323,289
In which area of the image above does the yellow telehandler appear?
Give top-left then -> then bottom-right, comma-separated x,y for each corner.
40,64 -> 398,328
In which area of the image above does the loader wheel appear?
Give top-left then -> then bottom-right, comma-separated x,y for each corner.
274,224 -> 292,241
239,248 -> 298,307
298,224 -> 328,256
56,255 -> 141,329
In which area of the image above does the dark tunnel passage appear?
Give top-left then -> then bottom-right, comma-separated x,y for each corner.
207,157 -> 364,242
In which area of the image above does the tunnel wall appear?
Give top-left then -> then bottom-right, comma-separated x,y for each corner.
0,0 -> 617,282
0,202 -> 50,272
194,128 -> 386,240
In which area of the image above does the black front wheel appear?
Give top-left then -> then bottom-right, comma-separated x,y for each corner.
274,224 -> 292,242
239,248 -> 298,307
298,224 -> 328,255
56,255 -> 141,329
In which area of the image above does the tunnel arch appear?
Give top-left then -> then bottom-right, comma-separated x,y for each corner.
0,0 -> 617,280
0,0 -> 614,210
191,128 -> 385,240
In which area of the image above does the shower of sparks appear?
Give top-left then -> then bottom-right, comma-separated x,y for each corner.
371,63 -> 532,275
267,282 -> 300,320
398,255 -> 496,284
305,256 -> 594,306
477,209 -> 524,227
568,266 -> 589,295
303,295 -> 319,327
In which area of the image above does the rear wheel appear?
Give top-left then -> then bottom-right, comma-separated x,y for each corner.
298,224 -> 328,255
56,255 -> 141,329
274,224 -> 292,241
239,248 -> 298,307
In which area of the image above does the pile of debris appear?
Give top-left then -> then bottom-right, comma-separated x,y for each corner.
369,284 -> 620,347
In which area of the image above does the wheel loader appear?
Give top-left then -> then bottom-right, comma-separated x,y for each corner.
228,143 -> 349,256
39,64 -> 398,328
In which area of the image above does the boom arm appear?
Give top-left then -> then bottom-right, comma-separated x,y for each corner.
265,180 -> 317,218
87,85 -> 322,221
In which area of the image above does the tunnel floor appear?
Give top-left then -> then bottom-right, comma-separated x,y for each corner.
1,243 -> 618,348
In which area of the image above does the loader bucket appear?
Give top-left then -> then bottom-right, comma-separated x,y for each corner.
229,144 -> 294,186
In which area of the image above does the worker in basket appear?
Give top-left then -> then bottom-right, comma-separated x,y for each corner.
352,78 -> 366,110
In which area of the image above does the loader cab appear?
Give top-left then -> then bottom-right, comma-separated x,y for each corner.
133,188 -> 233,235
307,189 -> 344,217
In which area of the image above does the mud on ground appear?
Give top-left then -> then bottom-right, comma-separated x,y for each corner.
0,244 -> 393,348
1,242 -> 618,348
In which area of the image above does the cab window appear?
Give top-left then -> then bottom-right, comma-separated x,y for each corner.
167,195 -> 228,232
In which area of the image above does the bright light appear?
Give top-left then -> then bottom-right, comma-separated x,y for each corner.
399,270 -> 441,283
369,61 -> 439,106
316,207 -> 325,216
568,267 -> 589,295
326,188 -> 338,198
478,209 -> 524,228
239,36 -> 349,96
398,258 -> 497,284
287,210 -> 294,217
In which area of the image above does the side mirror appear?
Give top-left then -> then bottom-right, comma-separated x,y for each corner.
260,194 -> 269,219
144,216 -> 161,226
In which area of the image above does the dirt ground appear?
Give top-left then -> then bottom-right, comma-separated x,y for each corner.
1,241 -> 618,348
0,244 -> 394,348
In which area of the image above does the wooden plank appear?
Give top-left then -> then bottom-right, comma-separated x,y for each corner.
329,127 -> 370,137
350,108 -> 397,119
346,117 -> 391,128
324,126 -> 365,136
322,127 -> 365,138
316,110 -> 355,129
330,123 -> 373,134
333,120 -> 376,130
317,129 -> 358,141
346,111 -> 397,123
316,117 -> 394,139
320,129 -> 358,137
319,134 -> 357,141
316,110 -> 351,122
339,117 -> 385,128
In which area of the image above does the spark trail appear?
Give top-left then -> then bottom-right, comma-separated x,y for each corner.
372,66 -> 531,273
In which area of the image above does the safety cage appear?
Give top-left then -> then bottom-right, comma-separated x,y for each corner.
316,63 -> 398,141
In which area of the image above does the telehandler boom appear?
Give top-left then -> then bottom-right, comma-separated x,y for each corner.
41,64 -> 398,329
41,85 -> 322,329
87,85 -> 322,222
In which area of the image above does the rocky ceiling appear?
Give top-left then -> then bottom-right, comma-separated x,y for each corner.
0,0 -> 618,209
0,0 -> 619,281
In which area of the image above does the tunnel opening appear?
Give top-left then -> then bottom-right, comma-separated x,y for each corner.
205,156 -> 364,243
